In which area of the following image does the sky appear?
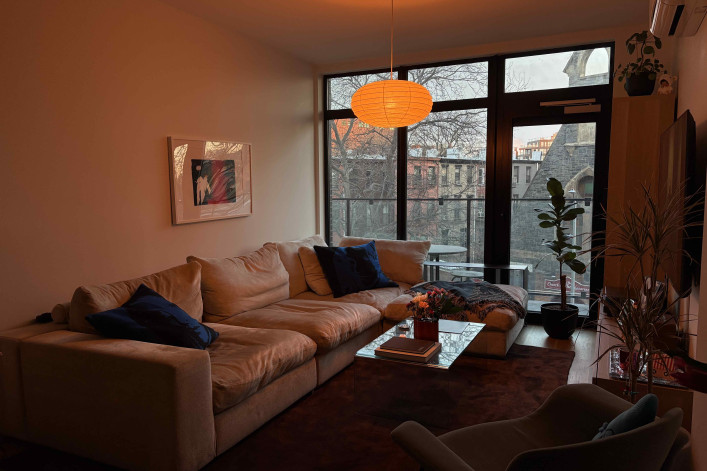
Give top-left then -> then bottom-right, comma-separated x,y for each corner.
509,48 -> 609,145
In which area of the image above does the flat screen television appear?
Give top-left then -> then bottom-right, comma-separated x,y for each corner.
658,110 -> 702,293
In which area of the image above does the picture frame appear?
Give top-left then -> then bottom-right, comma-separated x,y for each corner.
167,137 -> 252,225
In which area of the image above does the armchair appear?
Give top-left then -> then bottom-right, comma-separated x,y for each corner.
391,384 -> 691,471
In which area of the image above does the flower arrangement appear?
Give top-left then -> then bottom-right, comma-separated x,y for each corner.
407,287 -> 463,320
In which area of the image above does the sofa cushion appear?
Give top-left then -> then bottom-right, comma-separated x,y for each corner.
384,284 -> 528,332
86,284 -> 219,350
273,235 -> 327,298
294,283 -> 411,314
51,302 -> 71,324
69,262 -> 203,335
298,246 -> 332,295
188,244 -> 289,323
218,299 -> 380,353
313,242 -> 398,297
207,324 -> 316,414
339,237 -> 431,285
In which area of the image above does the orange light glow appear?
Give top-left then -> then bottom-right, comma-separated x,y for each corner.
351,79 -> 432,128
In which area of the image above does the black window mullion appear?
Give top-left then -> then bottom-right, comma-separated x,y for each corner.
397,68 -> 409,241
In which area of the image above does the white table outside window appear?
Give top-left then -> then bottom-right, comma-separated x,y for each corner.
425,244 -> 467,281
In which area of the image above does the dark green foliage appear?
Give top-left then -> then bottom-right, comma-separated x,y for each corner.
615,30 -> 666,82
536,178 -> 587,310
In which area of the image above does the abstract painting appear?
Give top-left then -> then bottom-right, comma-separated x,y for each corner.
168,137 -> 252,224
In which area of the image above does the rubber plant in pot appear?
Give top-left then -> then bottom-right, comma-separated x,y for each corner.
536,178 -> 587,339
615,30 -> 666,96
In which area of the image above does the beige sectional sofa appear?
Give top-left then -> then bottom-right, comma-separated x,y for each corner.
0,235 -> 527,471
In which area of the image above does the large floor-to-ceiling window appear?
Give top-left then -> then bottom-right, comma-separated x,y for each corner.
323,43 -> 614,319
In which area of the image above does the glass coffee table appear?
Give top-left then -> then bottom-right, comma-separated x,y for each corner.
354,318 -> 484,427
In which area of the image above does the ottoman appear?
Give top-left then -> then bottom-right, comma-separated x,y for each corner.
383,284 -> 528,358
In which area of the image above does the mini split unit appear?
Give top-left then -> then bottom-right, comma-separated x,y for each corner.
650,0 -> 707,36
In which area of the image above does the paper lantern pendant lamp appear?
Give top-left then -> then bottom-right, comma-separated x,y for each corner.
350,0 -> 433,128
351,79 -> 432,128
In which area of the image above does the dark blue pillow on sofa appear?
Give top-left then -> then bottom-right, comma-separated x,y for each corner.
313,241 -> 398,298
86,284 -> 219,350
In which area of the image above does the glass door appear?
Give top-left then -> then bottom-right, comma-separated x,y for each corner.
510,123 -> 597,315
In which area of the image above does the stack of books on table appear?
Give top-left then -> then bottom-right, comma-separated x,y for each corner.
374,336 -> 442,363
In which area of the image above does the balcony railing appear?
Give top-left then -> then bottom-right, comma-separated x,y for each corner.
330,196 -> 593,303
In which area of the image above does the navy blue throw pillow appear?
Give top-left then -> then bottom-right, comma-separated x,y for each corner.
592,393 -> 658,440
86,284 -> 219,350
313,241 -> 398,298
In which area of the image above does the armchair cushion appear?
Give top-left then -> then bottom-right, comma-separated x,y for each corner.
592,393 -> 658,440
86,284 -> 219,350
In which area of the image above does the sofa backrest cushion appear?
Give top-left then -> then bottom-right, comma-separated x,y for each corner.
69,262 -> 203,334
298,246 -> 332,296
338,237 -> 431,285
187,244 -> 289,322
273,235 -> 327,297
85,284 -> 219,350
313,242 -> 398,298
51,302 -> 71,324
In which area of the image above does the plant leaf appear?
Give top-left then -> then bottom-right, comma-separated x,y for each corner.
537,213 -> 553,220
539,221 -> 555,229
546,178 -> 563,197
566,259 -> 587,274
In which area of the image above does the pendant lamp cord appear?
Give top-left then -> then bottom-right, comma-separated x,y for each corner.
390,0 -> 394,80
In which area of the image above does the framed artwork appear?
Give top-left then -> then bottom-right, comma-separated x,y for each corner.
168,137 -> 252,225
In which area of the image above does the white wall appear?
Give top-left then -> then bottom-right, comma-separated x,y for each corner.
0,0 -> 315,331
675,21 -> 707,471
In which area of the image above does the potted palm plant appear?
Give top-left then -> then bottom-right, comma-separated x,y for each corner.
594,184 -> 701,400
615,30 -> 667,96
536,178 -> 587,339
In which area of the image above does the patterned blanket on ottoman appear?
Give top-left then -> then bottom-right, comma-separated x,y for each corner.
406,281 -> 527,322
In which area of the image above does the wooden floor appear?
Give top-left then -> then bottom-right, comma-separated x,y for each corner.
515,323 -> 597,385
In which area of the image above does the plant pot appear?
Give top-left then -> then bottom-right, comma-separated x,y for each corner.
540,303 -> 579,339
414,317 -> 439,342
624,71 -> 656,96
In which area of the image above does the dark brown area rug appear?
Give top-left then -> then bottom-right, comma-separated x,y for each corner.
0,344 -> 574,471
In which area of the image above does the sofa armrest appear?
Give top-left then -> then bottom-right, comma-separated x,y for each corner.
20,330 -> 215,471
392,421 -> 475,471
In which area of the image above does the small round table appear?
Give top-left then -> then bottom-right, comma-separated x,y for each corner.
427,244 -> 467,280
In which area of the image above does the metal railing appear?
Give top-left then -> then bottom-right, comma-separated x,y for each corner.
330,195 -> 593,300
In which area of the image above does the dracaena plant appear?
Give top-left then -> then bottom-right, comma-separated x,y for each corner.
593,183 -> 702,400
615,30 -> 667,83
536,178 -> 587,311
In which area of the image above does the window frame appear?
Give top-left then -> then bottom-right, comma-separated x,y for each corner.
323,42 -> 614,321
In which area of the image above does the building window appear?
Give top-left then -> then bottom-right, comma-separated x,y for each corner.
467,165 -> 474,184
526,166 -> 531,183
478,168 -> 484,185
441,164 -> 449,186
413,165 -> 421,183
428,166 -> 436,185
454,165 -> 462,185
513,166 -> 519,184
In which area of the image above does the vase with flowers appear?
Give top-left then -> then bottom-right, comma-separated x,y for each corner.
407,287 -> 463,342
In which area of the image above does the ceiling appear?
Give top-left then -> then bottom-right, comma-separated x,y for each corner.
158,0 -> 647,65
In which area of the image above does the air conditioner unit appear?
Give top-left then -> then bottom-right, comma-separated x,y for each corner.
650,0 -> 707,37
